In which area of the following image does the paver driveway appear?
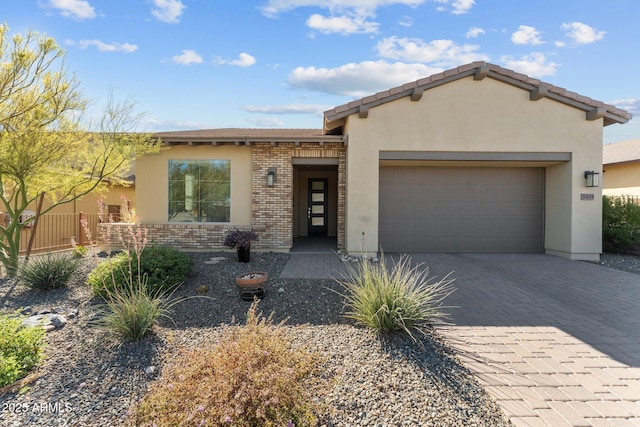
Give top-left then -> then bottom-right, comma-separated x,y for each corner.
412,253 -> 640,427
281,252 -> 640,426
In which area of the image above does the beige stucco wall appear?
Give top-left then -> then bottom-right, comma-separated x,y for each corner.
603,162 -> 640,196
135,145 -> 252,225
344,76 -> 604,260
26,185 -> 135,216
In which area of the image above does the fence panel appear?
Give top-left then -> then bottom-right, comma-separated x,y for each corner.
17,213 -> 100,255
607,195 -> 640,205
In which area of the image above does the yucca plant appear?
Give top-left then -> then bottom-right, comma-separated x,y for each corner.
20,252 -> 81,290
336,254 -> 455,340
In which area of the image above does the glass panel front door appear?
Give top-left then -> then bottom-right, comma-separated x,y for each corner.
308,178 -> 328,235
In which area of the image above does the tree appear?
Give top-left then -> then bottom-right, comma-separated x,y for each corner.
0,24 -> 160,277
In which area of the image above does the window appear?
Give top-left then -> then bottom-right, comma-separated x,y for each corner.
168,160 -> 230,222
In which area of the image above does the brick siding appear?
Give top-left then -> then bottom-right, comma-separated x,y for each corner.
252,142 -> 346,250
98,142 -> 346,251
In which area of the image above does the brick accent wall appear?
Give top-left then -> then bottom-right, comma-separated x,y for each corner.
99,142 -> 347,252
97,223 -> 255,251
252,142 -> 347,250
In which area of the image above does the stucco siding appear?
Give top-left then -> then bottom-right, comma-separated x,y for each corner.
344,76 -> 604,260
603,163 -> 640,196
136,145 -> 252,225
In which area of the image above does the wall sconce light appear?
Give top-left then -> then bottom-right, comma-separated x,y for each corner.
267,167 -> 276,187
584,170 -> 600,188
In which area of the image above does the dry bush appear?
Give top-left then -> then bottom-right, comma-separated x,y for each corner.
131,302 -> 322,426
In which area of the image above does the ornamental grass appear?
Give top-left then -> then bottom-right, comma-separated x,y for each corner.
336,254 -> 455,340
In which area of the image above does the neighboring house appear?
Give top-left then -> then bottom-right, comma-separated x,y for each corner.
603,139 -> 640,198
13,182 -> 135,254
133,62 -> 631,261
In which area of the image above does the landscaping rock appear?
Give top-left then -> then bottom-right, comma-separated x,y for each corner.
22,313 -> 67,331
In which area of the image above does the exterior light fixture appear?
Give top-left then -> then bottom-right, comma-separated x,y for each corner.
267,167 -> 276,187
584,171 -> 600,188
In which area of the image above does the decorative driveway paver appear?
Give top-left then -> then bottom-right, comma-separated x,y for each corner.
281,253 -> 640,426
415,254 -> 640,427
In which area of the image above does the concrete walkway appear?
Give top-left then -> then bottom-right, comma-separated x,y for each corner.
280,253 -> 640,426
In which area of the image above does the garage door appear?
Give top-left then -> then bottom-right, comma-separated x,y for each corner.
379,166 -> 544,252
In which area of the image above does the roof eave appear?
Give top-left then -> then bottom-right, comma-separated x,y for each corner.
323,62 -> 632,134
157,135 -> 344,147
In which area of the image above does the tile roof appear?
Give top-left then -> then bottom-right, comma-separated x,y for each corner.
603,139 -> 640,165
323,61 -> 632,134
153,128 -> 340,145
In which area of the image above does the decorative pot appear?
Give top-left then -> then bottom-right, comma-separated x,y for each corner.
237,246 -> 250,263
235,272 -> 268,301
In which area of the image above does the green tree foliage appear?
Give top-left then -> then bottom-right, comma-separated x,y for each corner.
0,24 -> 160,277
602,195 -> 640,252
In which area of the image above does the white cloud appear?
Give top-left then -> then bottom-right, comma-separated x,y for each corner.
451,0 -> 474,14
261,0 -> 474,19
69,39 -> 137,52
554,40 -> 566,48
151,0 -> 186,24
261,0 -> 425,18
172,50 -> 203,65
466,26 -> 485,38
307,13 -> 379,34
608,98 -> 640,115
248,117 -> 286,127
428,0 -> 474,14
261,1 -> 425,35
511,25 -> 543,45
227,53 -> 257,67
215,53 -> 256,67
46,0 -> 95,20
288,60 -> 443,97
376,36 -> 489,67
398,16 -> 413,27
243,104 -> 331,115
561,22 -> 605,44
500,52 -> 558,77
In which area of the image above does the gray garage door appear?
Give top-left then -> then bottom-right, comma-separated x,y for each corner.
379,166 -> 544,253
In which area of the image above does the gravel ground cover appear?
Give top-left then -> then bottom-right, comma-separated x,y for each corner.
1,250 -> 637,426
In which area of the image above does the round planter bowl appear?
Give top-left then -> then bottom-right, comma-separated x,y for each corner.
236,272 -> 268,301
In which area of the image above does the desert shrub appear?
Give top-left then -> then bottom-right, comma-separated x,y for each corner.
336,254 -> 455,340
132,302 -> 322,426
86,251 -> 130,297
603,195 -> 640,252
20,252 -> 80,290
72,245 -> 88,258
136,245 -> 193,290
92,277 -> 179,341
87,246 -> 192,298
0,312 -> 46,387
82,201 -> 192,340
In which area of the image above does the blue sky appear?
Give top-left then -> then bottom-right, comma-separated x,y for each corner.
3,0 -> 639,143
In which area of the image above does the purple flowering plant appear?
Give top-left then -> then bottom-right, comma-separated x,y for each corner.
223,229 -> 258,249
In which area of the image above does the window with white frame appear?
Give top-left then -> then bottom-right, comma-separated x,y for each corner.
168,160 -> 230,222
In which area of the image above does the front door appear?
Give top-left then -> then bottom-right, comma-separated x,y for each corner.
308,178 -> 328,235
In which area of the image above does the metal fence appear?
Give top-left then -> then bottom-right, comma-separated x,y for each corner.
17,212 -> 100,255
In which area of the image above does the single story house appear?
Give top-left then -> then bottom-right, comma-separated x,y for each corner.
132,61 -> 631,261
603,139 -> 640,198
